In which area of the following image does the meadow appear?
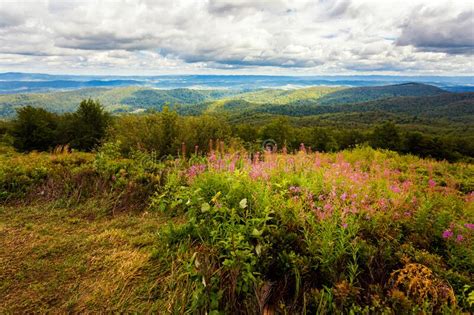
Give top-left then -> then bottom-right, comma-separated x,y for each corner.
1,144 -> 473,313
1,0 -> 474,313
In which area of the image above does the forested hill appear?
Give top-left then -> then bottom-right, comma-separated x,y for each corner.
0,86 -> 339,117
235,92 -> 474,123
317,82 -> 447,105
1,83 -> 470,123
0,87 -> 239,117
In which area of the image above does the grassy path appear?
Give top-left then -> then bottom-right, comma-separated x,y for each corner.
0,202 -> 169,312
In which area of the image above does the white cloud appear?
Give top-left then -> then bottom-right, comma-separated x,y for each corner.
0,0 -> 472,75
397,5 -> 474,54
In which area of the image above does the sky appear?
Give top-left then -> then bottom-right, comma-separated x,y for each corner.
0,0 -> 473,76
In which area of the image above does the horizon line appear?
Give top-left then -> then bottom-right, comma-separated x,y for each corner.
1,71 -> 473,78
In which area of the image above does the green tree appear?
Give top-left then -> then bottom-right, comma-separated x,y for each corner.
177,115 -> 231,154
370,121 -> 401,151
260,117 -> 292,149
159,106 -> 178,156
69,99 -> 111,151
233,124 -> 259,143
309,127 -> 338,152
11,106 -> 58,152
337,129 -> 366,149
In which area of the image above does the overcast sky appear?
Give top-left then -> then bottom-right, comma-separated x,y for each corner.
0,0 -> 472,75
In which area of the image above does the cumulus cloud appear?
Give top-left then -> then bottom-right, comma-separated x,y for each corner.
397,6 -> 474,54
207,0 -> 289,16
0,0 -> 472,74
0,11 -> 23,28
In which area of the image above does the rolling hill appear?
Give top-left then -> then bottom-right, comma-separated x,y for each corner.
0,87 -> 239,117
0,83 -> 472,127
316,82 -> 448,105
228,86 -> 343,104
229,92 -> 474,123
0,86 -> 340,117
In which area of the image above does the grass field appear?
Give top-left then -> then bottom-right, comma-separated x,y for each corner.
0,201 -> 174,312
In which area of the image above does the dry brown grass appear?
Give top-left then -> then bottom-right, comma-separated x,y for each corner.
388,263 -> 456,311
0,201 -> 170,313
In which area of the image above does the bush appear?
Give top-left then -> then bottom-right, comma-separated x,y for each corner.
147,148 -> 473,313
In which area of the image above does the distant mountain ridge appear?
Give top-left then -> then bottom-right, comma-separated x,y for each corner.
0,72 -> 472,93
0,80 -> 145,93
317,83 -> 447,105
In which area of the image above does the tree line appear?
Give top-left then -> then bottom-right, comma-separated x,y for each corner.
0,100 -> 473,162
3,99 -> 110,152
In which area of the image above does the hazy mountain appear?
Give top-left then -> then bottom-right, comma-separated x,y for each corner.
0,72 -> 472,93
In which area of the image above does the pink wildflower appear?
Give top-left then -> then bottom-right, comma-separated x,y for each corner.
464,223 -> 474,230
314,158 -> 321,167
456,234 -> 464,242
289,186 -> 302,194
187,164 -> 206,178
402,180 -> 412,191
208,152 -> 217,163
341,192 -> 347,201
249,163 -> 268,180
342,223 -> 348,229
442,229 -> 453,239
390,185 -> 401,193
299,143 -> 306,153
323,203 -> 333,212
428,179 -> 436,188
228,157 -> 237,172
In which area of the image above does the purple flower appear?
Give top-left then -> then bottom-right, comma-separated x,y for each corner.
442,229 -> 453,239
323,203 -> 333,212
464,223 -> 474,230
187,164 -> 206,179
289,186 -> 302,194
342,223 -> 348,229
456,234 -> 464,242
341,192 -> 347,201
390,185 -> 401,193
428,179 -> 436,188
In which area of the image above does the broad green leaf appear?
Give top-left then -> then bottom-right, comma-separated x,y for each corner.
239,198 -> 248,209
201,203 -> 210,212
